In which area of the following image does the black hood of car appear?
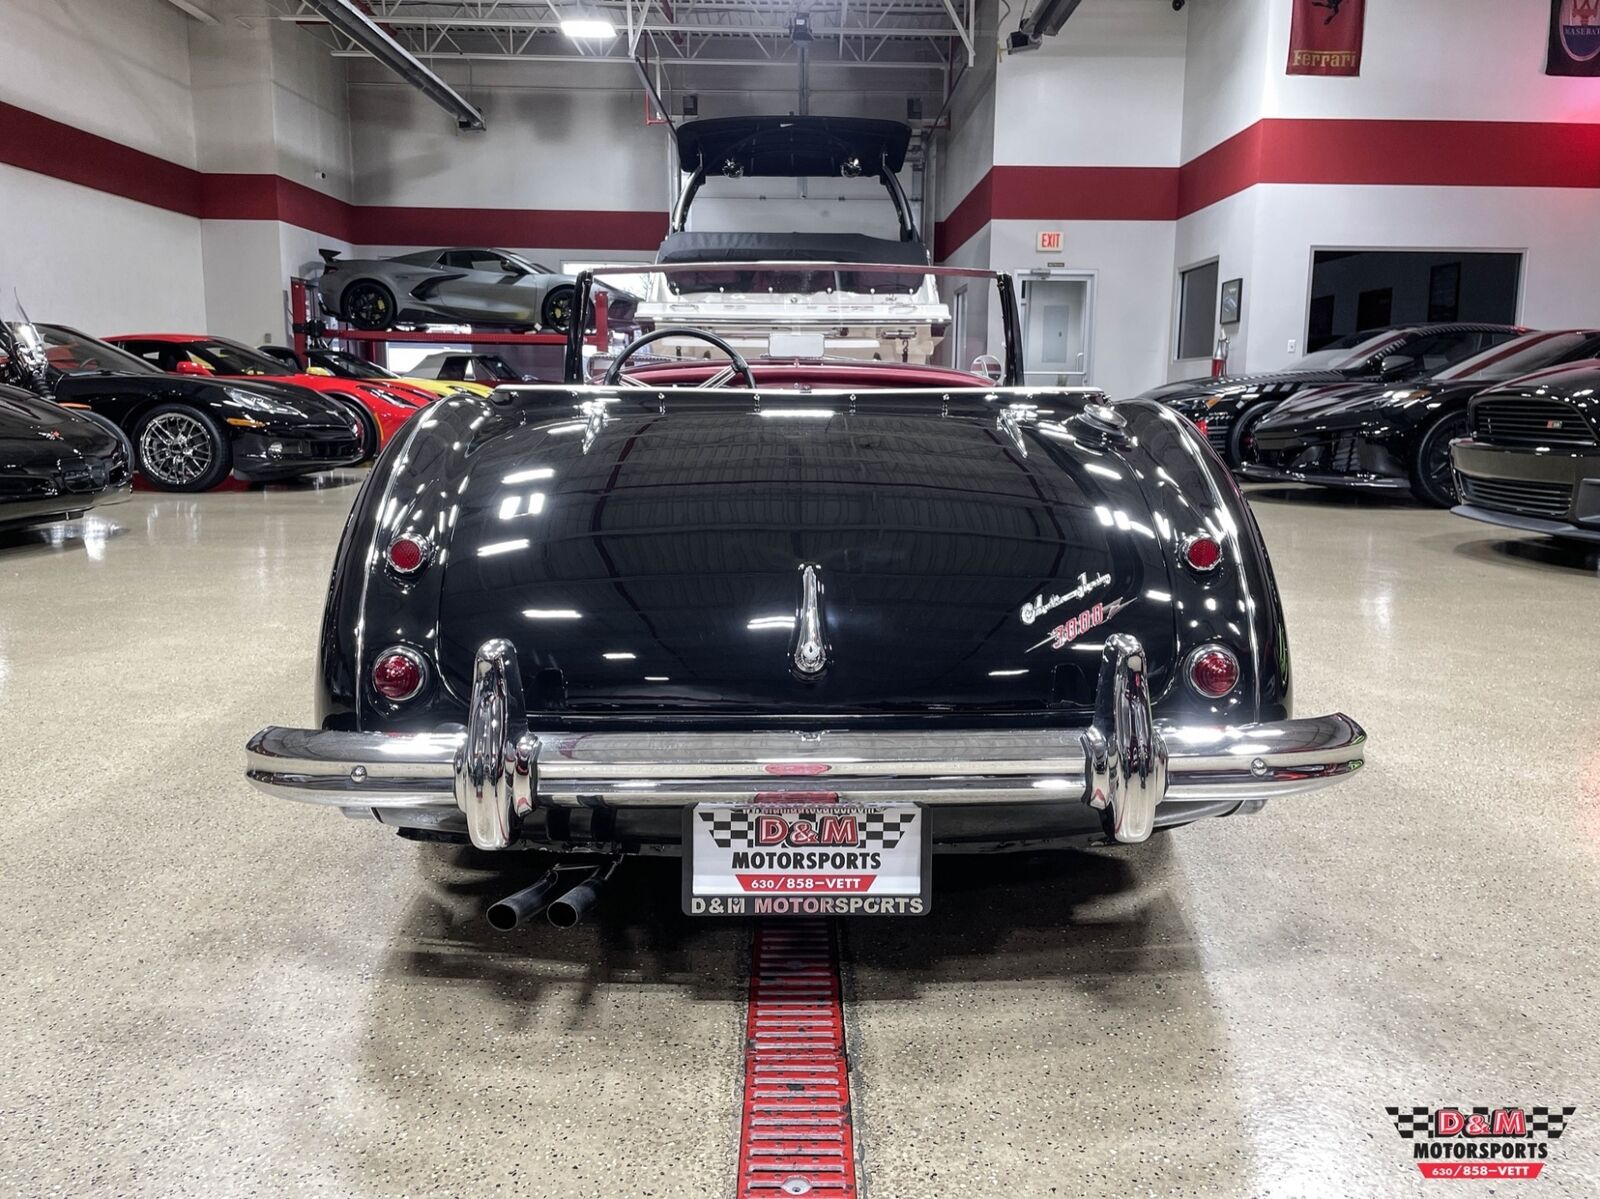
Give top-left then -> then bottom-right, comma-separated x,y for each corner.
0,385 -> 122,467
1256,379 -> 1481,435
1138,369 -> 1352,408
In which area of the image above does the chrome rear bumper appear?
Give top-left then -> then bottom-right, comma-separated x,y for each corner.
246,637 -> 1366,851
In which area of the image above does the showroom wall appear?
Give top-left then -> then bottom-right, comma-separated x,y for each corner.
935,0 -> 1188,399
1173,0 -> 1600,379
0,0 -> 207,332
940,0 -> 1600,391
344,59 -> 941,271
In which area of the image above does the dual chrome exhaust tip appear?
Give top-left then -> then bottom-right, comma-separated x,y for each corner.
486,859 -> 619,931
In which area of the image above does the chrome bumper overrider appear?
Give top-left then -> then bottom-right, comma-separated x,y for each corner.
245,636 -> 1366,851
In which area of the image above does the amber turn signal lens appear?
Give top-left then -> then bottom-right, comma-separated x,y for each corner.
372,647 -> 426,701
1184,535 -> 1222,571
1188,646 -> 1240,698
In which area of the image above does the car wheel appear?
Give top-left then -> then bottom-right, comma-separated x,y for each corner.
1411,411 -> 1470,507
344,281 -> 398,331
541,286 -> 575,332
1227,400 -> 1278,469
135,404 -> 231,492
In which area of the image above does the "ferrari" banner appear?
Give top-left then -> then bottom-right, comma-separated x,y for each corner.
1286,0 -> 1365,77
1548,0 -> 1600,75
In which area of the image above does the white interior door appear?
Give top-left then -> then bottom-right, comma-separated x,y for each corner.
1021,275 -> 1093,387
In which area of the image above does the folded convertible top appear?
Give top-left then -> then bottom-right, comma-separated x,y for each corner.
674,116 -> 913,176
657,231 -> 930,267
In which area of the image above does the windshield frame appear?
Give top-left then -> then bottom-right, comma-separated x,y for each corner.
35,325 -> 163,377
563,261 -> 1021,387
1432,330 -> 1596,383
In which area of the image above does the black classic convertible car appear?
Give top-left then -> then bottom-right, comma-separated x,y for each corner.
1139,323 -> 1524,467
1451,359 -> 1600,542
1244,329 -> 1600,505
245,263 -> 1366,925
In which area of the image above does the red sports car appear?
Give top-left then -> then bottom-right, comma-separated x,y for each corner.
107,333 -> 433,454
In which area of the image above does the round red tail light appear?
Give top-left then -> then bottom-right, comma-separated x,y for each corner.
1188,645 -> 1240,698
372,647 -> 427,701
1184,534 -> 1222,572
387,533 -> 432,575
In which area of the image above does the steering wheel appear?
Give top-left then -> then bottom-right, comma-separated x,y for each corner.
603,326 -> 757,389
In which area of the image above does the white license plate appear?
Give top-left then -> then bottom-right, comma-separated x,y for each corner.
683,801 -> 930,916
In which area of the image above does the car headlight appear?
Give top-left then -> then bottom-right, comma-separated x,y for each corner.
224,387 -> 302,418
364,385 -> 427,409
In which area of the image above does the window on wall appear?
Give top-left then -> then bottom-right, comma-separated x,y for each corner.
1305,251 -> 1522,351
1176,260 -> 1219,360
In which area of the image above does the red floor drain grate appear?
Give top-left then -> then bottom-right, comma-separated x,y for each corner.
736,920 -> 856,1198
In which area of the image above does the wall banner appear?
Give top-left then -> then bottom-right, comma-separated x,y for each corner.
1286,0 -> 1365,77
1548,0 -> 1600,76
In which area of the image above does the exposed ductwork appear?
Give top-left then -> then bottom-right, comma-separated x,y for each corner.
1008,0 -> 1088,53
296,0 -> 486,130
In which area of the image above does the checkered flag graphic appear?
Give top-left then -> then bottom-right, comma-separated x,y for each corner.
857,809 -> 918,849
698,808 -> 758,849
1387,1107 -> 1432,1140
1529,1107 -> 1577,1139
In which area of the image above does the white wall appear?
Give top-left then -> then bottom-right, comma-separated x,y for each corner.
0,0 -> 206,335
0,165 -> 207,334
1,0 -> 198,164
993,0 -> 1187,169
1263,0 -> 1600,125
349,73 -> 668,213
1244,185 -> 1600,373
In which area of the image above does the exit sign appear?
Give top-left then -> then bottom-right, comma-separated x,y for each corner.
1036,231 -> 1063,252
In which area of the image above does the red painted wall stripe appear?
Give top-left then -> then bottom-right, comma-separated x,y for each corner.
940,116 -> 1600,257
0,99 -> 664,250
7,100 -> 1599,257
737,920 -> 857,1199
0,100 -> 202,217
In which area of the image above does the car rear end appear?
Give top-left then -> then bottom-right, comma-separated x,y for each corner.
245,388 -> 1365,892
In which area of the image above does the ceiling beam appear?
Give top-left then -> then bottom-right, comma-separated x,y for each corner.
163,0 -> 220,22
297,0 -> 488,129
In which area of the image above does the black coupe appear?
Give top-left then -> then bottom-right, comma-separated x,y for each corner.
243,262 -> 1366,926
6,324 -> 364,492
0,383 -> 131,530
1452,359 -> 1600,542
1137,323 -> 1524,467
1243,329 -> 1600,505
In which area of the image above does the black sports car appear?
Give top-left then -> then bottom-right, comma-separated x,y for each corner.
1451,360 -> 1600,542
8,325 -> 364,492
1244,330 -> 1600,506
0,382 -> 131,530
243,261 -> 1366,927
1137,324 -> 1525,467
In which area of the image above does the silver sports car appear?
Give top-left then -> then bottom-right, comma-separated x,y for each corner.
315,247 -> 634,333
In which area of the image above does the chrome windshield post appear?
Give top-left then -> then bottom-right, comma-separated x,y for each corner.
453,639 -> 538,850
1082,634 -> 1168,844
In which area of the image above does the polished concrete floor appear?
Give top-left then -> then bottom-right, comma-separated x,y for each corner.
1,476 -> 1597,1197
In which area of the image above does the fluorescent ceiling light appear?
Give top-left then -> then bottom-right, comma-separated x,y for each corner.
523,609 -> 582,620
561,17 -> 617,38
603,651 -> 637,660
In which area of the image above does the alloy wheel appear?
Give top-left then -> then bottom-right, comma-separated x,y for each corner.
348,285 -> 393,329
139,411 -> 214,486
